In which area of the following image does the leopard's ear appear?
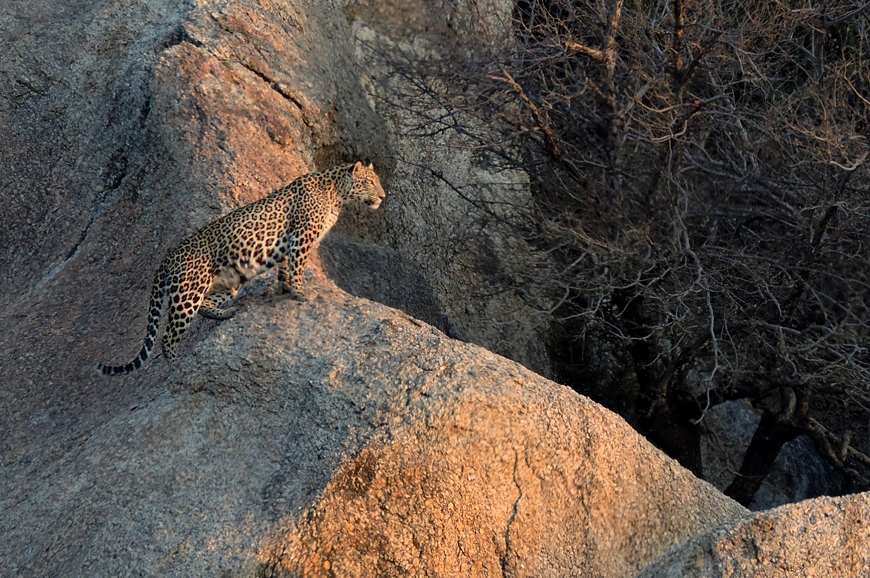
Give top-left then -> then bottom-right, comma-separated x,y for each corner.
353,161 -> 365,174
367,163 -> 374,171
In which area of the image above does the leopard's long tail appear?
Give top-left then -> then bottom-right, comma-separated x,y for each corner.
95,265 -> 168,375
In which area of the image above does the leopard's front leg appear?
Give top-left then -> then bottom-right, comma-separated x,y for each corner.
278,239 -> 314,301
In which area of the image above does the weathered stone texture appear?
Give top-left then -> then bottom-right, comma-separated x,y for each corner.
1,0 -> 866,577
2,275 -> 747,576
638,493 -> 870,578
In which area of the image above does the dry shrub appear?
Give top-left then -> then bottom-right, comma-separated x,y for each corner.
378,0 -> 870,505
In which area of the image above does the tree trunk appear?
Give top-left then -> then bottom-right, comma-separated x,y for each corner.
724,409 -> 799,506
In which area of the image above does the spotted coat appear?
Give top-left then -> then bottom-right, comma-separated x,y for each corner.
96,162 -> 385,375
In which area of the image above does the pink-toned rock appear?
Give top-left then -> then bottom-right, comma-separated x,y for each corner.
1,272 -> 748,576
638,493 -> 870,578
5,0 -> 858,577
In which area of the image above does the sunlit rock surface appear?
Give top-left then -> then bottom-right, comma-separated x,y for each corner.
638,493 -> 870,578
1,274 -> 746,576
1,0 -> 865,576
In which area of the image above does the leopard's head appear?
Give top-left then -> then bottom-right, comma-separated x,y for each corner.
350,161 -> 386,210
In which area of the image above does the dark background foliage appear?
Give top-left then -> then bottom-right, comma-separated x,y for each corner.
381,0 -> 870,506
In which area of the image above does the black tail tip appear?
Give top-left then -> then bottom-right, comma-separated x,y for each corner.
94,363 -> 107,375
95,355 -> 147,376
94,362 -> 129,376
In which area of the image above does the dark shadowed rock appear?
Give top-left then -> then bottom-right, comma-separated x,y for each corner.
701,400 -> 846,510
319,232 -> 445,333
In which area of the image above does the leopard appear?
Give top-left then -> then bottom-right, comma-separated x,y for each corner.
95,161 -> 385,375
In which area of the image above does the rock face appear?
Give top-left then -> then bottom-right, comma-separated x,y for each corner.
1,275 -> 747,577
344,0 -> 554,372
1,0 -> 867,576
638,493 -> 870,578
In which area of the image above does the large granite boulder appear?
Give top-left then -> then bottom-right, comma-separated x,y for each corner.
1,275 -> 747,576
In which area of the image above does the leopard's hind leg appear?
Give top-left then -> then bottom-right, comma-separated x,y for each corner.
199,288 -> 238,320
162,266 -> 212,366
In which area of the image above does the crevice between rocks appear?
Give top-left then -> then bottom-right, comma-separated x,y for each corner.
34,212 -> 97,291
239,61 -> 306,111
500,447 -> 522,578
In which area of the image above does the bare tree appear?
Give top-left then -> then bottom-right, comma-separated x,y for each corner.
377,0 -> 870,505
